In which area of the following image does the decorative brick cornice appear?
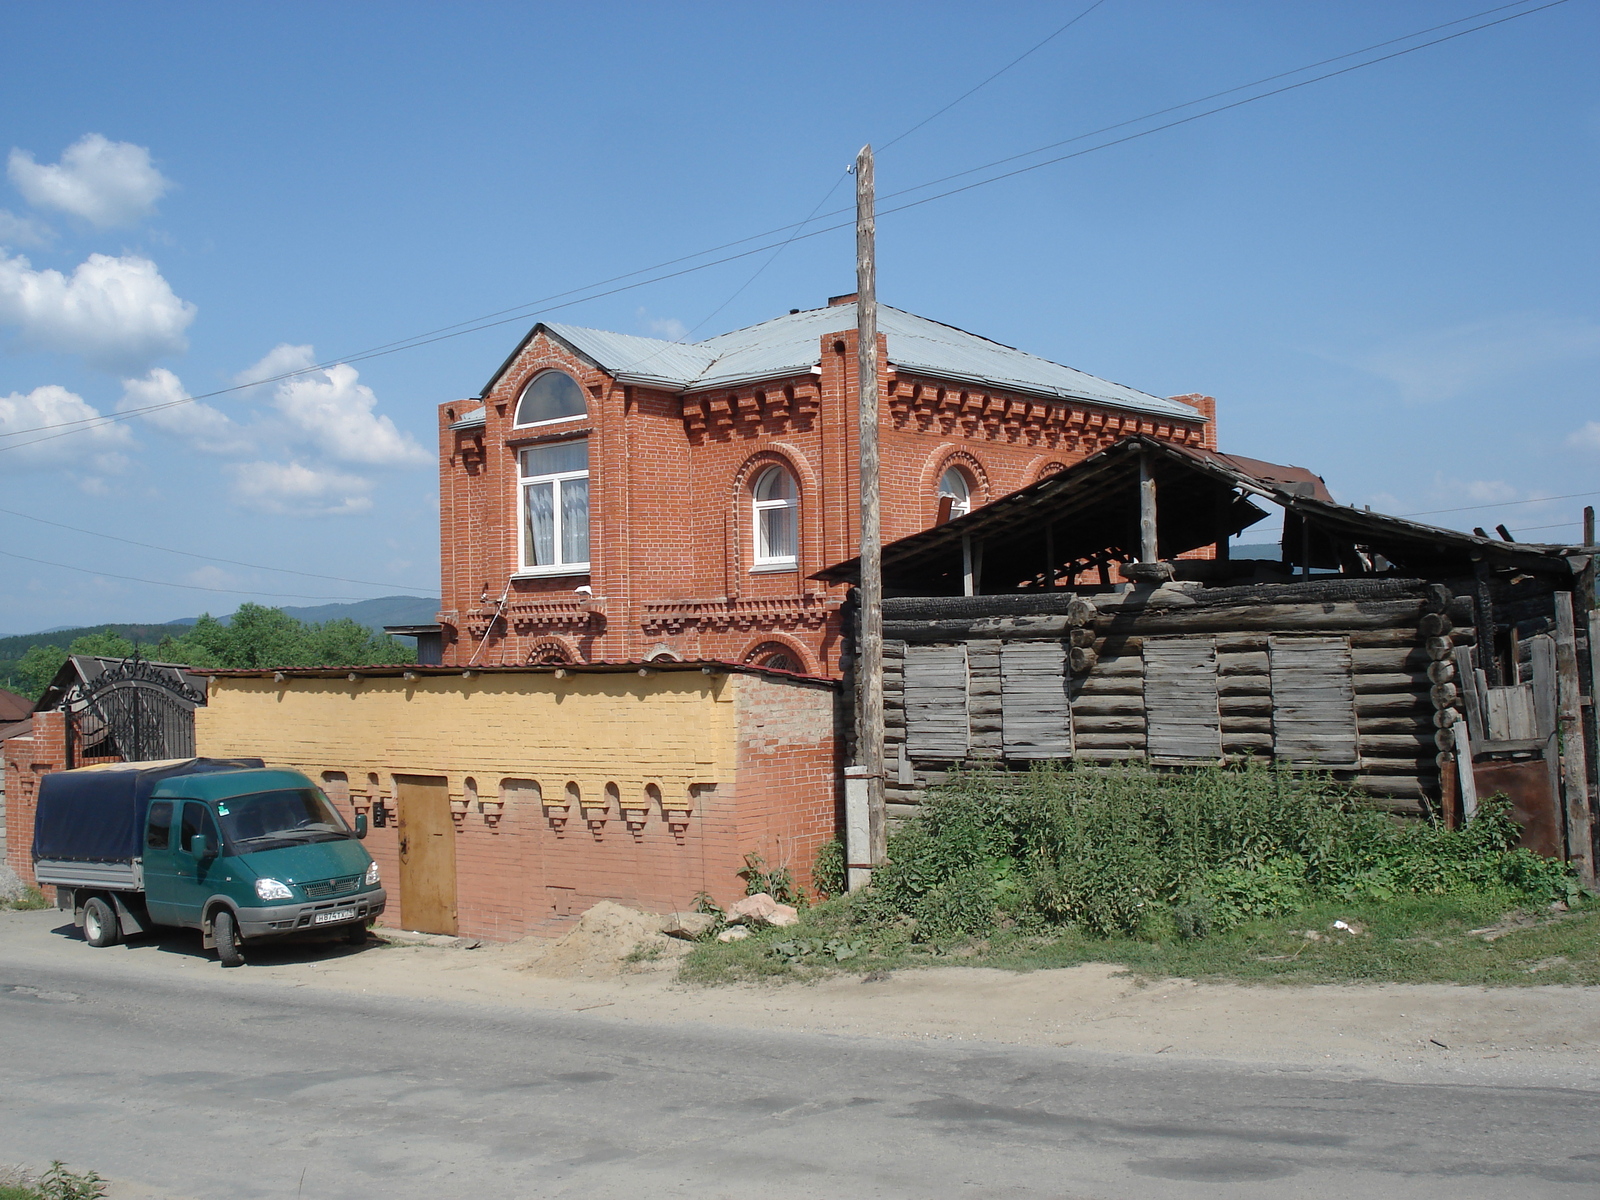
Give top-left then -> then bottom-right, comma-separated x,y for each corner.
681,380 -> 821,443
641,594 -> 839,634
886,375 -> 1205,452
462,595 -> 608,636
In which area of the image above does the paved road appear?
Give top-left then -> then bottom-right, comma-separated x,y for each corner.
2,913 -> 1597,1200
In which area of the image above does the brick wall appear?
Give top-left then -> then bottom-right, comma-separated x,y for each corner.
438,320 -> 1216,677
194,667 -> 837,941
2,711 -> 67,891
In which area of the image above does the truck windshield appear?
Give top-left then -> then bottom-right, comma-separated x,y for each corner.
213,788 -> 352,854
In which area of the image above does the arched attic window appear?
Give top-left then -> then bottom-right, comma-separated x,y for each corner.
514,371 -> 587,427
937,466 -> 972,523
751,465 -> 798,568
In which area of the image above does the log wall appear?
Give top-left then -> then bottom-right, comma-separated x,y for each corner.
881,581 -> 1480,823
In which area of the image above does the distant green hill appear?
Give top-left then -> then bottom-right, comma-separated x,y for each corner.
0,623 -> 193,662
166,595 -> 440,633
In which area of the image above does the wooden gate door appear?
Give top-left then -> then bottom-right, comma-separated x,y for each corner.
395,775 -> 457,934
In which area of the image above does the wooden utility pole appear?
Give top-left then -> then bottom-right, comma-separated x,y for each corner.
855,143 -> 886,869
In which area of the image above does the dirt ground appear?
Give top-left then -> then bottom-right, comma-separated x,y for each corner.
180,902 -> 1600,1087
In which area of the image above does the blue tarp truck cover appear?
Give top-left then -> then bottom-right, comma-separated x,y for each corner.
32,758 -> 265,863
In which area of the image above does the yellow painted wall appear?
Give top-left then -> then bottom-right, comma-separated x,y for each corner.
195,670 -> 741,806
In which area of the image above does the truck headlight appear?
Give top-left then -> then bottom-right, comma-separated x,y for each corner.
255,878 -> 293,901
364,861 -> 380,887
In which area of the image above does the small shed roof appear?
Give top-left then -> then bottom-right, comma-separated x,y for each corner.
0,687 -> 32,723
818,435 -> 1582,592
485,304 -> 1202,422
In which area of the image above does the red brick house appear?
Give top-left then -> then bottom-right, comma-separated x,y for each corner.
436,296 -> 1217,675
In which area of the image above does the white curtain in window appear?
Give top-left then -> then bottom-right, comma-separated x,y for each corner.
524,481 -> 555,566
753,467 -> 798,564
561,477 -> 590,564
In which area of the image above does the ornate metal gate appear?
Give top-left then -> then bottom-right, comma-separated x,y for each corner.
66,656 -> 206,765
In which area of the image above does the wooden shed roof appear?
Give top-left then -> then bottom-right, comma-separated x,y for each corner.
817,436 -> 1585,592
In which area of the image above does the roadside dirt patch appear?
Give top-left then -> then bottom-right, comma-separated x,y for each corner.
509,901 -> 689,978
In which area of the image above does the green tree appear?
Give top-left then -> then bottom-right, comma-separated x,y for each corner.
16,643 -> 69,699
67,630 -> 137,658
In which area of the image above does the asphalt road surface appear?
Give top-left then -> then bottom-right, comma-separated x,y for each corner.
2,913 -> 1598,1200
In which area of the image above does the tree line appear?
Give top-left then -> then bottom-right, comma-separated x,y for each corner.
5,603 -> 415,700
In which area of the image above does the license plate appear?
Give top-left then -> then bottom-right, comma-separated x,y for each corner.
313,909 -> 356,925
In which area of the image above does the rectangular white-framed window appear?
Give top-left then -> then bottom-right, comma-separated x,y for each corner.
519,438 -> 590,574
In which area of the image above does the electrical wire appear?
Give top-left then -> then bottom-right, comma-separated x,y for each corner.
0,504 -> 432,592
1401,489 -> 1600,517
877,0 -> 1110,153
0,0 -> 1567,453
0,547 -> 395,601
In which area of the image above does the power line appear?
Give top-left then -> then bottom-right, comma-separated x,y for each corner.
871,0 -> 1549,205
1402,488 -> 1600,517
0,547 -> 396,602
0,0 -> 1570,456
878,0 -> 1110,153
0,504 -> 434,593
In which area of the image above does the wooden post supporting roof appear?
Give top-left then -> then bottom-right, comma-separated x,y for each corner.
1138,451 -> 1158,563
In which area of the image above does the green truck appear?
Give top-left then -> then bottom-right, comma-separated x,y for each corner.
32,758 -> 386,966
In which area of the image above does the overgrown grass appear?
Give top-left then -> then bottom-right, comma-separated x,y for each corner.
1,887 -> 49,912
683,761 -> 1587,987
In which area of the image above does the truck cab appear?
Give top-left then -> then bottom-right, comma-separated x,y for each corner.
34,760 -> 386,966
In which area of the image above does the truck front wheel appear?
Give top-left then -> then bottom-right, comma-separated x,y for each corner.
213,909 -> 245,967
82,896 -> 121,948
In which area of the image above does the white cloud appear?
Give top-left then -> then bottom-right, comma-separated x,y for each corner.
1566,423 -> 1600,452
0,209 -> 53,248
636,307 -> 688,341
0,383 -> 133,468
234,342 -> 314,392
229,460 -> 374,516
8,134 -> 172,228
1348,314 -> 1600,403
0,249 -> 196,371
261,352 -> 427,466
119,367 -> 248,454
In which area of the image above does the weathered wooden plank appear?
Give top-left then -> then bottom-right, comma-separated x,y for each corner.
1000,641 -> 1073,759
1269,634 -> 1360,769
1143,636 -> 1220,763
903,644 -> 970,759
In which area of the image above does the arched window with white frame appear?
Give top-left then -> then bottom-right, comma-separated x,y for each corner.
514,370 -> 587,427
751,465 -> 798,569
937,466 -> 972,523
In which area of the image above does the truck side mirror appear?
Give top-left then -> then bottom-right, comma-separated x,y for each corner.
190,835 -> 211,859
354,813 -> 368,840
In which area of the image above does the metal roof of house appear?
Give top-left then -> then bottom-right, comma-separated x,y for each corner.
200,658 -> 836,688
490,304 -> 1203,421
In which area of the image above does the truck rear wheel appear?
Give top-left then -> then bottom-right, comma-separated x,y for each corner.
82,896 -> 121,948
213,909 -> 245,967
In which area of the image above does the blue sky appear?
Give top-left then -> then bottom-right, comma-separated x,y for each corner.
0,0 -> 1595,635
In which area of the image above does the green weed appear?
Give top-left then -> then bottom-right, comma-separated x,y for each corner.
683,761 -> 1582,987
2,887 -> 49,912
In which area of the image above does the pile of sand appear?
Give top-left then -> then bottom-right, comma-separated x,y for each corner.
514,901 -> 688,978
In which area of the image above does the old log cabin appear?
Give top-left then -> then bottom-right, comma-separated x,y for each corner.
820,436 -> 1598,886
